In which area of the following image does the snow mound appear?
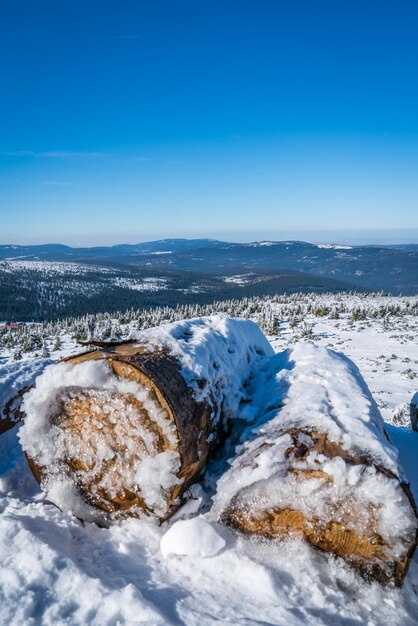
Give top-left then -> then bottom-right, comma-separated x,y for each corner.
236,342 -> 403,476
160,517 -> 226,558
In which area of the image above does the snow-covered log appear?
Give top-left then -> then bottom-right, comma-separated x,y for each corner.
212,343 -> 417,585
19,316 -> 272,523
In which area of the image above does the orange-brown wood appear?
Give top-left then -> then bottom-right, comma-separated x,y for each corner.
221,428 -> 417,585
26,344 -> 214,521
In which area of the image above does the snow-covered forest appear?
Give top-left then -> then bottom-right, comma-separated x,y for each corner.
2,290 -> 418,418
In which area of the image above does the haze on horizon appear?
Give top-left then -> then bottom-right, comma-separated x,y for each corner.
1,0 -> 418,245
2,229 -> 418,249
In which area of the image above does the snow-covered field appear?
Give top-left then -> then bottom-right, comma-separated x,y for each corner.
1,294 -> 418,625
111,277 -> 170,292
0,260 -> 118,276
271,313 -> 418,424
222,273 -> 258,285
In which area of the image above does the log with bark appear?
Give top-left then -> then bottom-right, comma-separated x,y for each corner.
19,316 -> 272,523
212,343 -> 417,585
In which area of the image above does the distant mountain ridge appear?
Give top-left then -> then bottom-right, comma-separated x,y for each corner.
0,239 -> 226,260
1,238 -> 417,295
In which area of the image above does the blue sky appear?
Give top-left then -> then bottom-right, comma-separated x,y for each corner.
1,0 -> 417,245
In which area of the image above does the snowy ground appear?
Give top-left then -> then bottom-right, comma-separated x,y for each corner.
1,301 -> 418,626
270,314 -> 418,424
0,260 -> 118,276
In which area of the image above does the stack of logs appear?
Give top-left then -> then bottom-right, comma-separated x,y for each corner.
1,320 -> 417,586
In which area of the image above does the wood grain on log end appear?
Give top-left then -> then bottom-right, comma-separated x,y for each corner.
221,428 -> 417,585
26,344 -> 213,522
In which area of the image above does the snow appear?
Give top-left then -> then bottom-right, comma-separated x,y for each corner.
392,402 -> 412,427
316,244 -> 354,250
131,315 -> 274,425
386,424 -> 418,500
111,277 -> 170,292
222,273 -> 255,285
246,241 -> 276,247
239,343 -> 403,475
0,358 -> 52,425
1,308 -> 418,625
0,260 -> 117,276
1,421 -> 418,626
160,517 -> 226,558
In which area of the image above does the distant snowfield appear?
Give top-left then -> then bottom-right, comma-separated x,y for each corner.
0,259 -> 206,303
0,259 -> 118,276
222,272 -> 256,285
246,241 -> 277,247
1,296 -> 418,625
111,276 -> 170,292
316,244 -> 354,250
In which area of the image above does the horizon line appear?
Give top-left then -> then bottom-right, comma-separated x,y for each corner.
1,235 -> 418,249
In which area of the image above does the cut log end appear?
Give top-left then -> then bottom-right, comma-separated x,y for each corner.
219,429 -> 417,585
51,385 -> 179,516
24,345 -> 213,522
222,504 -> 414,585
